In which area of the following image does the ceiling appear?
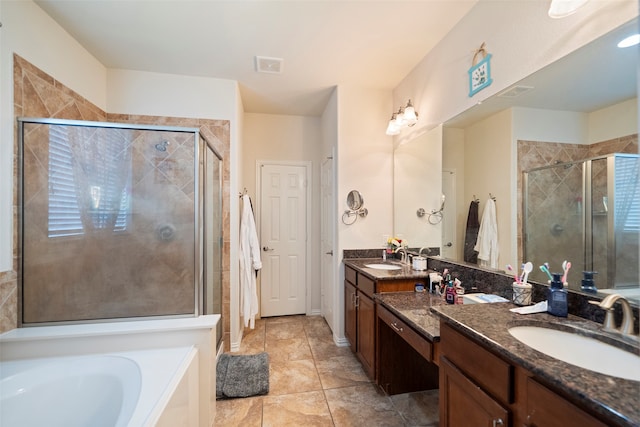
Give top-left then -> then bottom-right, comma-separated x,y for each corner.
35,0 -> 479,116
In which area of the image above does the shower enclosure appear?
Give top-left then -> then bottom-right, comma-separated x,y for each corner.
523,153 -> 639,289
18,118 -> 223,341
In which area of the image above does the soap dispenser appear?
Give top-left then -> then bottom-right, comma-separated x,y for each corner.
581,271 -> 597,294
547,273 -> 568,317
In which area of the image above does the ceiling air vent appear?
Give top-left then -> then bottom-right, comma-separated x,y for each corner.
255,56 -> 283,74
497,85 -> 534,98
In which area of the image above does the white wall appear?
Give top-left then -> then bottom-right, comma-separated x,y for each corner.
107,69 -> 237,120
464,109 -> 513,269
0,0 -> 108,272
335,86 -> 393,341
242,113 -> 323,319
588,97 -> 638,143
512,107 -> 588,144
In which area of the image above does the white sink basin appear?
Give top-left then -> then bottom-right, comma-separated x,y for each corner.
509,326 -> 640,381
364,263 -> 402,271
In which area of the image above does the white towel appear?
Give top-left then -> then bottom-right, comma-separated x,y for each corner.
239,194 -> 262,329
474,198 -> 499,268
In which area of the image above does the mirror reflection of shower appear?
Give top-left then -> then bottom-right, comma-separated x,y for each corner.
523,153 -> 639,294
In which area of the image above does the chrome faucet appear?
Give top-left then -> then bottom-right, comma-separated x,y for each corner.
590,294 -> 637,338
394,246 -> 409,265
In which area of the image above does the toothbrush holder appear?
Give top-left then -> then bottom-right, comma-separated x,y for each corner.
512,282 -> 532,306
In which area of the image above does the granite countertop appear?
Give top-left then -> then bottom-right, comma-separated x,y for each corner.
375,292 -> 444,341
344,258 -> 430,281
432,303 -> 640,427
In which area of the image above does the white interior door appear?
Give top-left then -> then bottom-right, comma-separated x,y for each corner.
442,169 -> 457,259
259,163 -> 307,317
321,156 -> 334,329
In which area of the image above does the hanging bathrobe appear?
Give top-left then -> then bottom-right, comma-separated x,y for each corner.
240,194 -> 262,329
474,198 -> 499,269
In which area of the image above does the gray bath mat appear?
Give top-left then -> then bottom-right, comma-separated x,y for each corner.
216,352 -> 270,399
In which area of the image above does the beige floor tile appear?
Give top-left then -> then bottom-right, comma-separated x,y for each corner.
219,314 -> 442,426
262,390 -> 334,427
325,384 -> 406,427
390,389 -> 439,426
265,336 -> 313,362
304,316 -> 334,337
214,395 -> 263,427
316,354 -> 370,390
266,320 -> 306,341
269,358 -> 323,396
308,335 -> 353,360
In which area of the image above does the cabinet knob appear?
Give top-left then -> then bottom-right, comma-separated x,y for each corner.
492,419 -> 504,427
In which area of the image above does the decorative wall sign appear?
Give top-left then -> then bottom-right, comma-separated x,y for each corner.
468,43 -> 493,97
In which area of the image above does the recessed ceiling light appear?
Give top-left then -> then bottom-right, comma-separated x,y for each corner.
617,34 -> 640,48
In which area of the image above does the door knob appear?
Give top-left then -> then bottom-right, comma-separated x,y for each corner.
445,242 -> 453,247
262,246 -> 274,251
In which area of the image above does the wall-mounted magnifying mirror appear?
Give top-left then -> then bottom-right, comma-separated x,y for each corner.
343,190 -> 368,225
347,190 -> 364,210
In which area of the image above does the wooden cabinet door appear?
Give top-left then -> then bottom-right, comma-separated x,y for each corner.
357,291 -> 375,378
344,281 -> 357,350
525,378 -> 607,427
344,281 -> 357,352
440,357 -> 509,427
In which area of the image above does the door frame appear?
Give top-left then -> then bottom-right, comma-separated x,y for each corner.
256,160 -> 312,316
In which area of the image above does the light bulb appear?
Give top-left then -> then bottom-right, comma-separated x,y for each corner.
386,114 -> 400,135
403,100 -> 418,126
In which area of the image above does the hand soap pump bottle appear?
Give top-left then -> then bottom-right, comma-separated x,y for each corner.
547,273 -> 568,317
581,271 -> 597,294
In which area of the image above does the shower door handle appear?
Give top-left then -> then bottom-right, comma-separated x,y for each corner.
263,246 -> 274,252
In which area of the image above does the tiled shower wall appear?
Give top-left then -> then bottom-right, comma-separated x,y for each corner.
2,55 -> 231,349
516,134 -> 638,266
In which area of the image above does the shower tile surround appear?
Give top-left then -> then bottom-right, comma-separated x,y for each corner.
3,55 -> 231,348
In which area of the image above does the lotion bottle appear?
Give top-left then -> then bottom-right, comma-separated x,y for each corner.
547,273 -> 568,317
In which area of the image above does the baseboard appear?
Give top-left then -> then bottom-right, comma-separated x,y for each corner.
333,334 -> 350,347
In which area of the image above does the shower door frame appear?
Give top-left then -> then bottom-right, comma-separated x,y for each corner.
17,117 -> 218,325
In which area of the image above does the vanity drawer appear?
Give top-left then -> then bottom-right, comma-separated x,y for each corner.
358,274 -> 375,298
378,304 -> 432,362
440,322 -> 513,404
377,279 -> 425,293
345,265 -> 357,285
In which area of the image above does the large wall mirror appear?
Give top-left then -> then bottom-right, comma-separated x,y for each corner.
394,17 -> 638,302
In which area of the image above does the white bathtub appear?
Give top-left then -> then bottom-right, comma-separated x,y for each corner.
1,347 -> 196,427
0,315 -> 219,427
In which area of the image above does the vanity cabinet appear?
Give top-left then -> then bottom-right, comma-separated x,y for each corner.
439,321 -> 613,427
440,322 -> 511,427
344,265 -> 376,378
376,304 -> 439,395
524,377 -> 607,427
344,264 -> 422,380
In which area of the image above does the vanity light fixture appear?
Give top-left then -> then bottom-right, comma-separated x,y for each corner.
618,34 -> 640,48
548,0 -> 589,18
385,99 -> 419,135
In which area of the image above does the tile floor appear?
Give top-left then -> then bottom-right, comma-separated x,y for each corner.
214,315 -> 439,426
